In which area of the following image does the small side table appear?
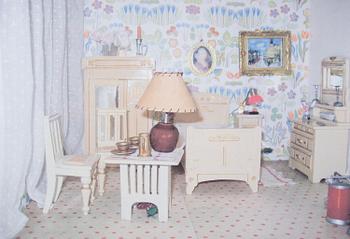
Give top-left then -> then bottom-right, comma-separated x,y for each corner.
98,148 -> 183,222
234,114 -> 262,128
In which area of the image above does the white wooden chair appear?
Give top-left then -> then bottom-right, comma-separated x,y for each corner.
43,114 -> 100,215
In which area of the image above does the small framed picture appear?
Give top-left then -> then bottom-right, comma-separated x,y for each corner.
239,31 -> 291,76
189,42 -> 216,76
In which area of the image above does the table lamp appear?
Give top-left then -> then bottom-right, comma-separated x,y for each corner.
136,72 -> 197,152
244,88 -> 263,114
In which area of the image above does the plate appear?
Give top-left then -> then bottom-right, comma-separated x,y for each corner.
129,145 -> 139,150
111,148 -> 136,155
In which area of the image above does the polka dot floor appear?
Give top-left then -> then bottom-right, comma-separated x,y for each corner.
17,161 -> 349,239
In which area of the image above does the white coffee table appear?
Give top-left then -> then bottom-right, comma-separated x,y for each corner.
97,148 -> 184,222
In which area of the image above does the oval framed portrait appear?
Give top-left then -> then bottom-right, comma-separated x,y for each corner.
189,42 -> 216,76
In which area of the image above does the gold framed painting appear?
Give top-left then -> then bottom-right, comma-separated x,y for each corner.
239,31 -> 291,76
189,42 -> 216,76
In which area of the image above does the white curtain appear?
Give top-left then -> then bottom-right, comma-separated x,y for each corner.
0,1 -> 84,238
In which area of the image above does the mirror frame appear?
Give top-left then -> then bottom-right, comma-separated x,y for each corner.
320,57 -> 348,106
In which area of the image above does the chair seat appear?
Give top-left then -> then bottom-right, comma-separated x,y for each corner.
55,155 -> 99,177
58,155 -> 99,166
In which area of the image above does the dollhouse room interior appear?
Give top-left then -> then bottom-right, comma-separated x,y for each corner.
2,0 -> 350,239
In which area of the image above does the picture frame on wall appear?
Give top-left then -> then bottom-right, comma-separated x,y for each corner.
189,42 -> 216,76
239,31 -> 292,76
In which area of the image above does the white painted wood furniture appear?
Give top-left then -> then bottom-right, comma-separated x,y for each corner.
43,114 -> 100,215
289,57 -> 350,182
313,57 -> 350,124
82,57 -> 155,155
185,127 -> 261,194
83,57 -> 155,194
176,93 -> 262,194
289,120 -> 349,183
98,148 -> 184,222
234,114 -> 263,128
96,108 -> 127,149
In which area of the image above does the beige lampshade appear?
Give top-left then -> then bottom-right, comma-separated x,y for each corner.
136,72 -> 197,113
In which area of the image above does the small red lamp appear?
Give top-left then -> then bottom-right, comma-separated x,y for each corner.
136,72 -> 197,152
245,88 -> 263,113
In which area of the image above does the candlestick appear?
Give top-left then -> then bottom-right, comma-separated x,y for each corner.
334,85 -> 343,107
137,26 -> 141,39
136,38 -> 143,55
312,84 -> 320,103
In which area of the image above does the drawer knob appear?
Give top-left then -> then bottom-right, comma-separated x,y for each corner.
296,138 -> 304,144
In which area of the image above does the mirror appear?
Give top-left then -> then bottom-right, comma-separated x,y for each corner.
95,86 -> 119,109
327,67 -> 343,89
321,57 -> 348,106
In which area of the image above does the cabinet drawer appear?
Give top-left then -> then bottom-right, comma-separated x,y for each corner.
235,115 -> 261,128
290,146 -> 311,168
291,132 -> 314,151
239,118 -> 260,128
293,123 -> 314,135
304,154 -> 311,168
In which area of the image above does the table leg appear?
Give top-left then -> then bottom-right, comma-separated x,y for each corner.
158,166 -> 170,222
120,164 -> 132,220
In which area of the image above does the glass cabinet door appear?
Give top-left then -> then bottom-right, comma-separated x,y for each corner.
94,81 -> 127,149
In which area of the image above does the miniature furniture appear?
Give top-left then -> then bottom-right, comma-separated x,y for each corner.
289,57 -> 350,182
96,108 -> 127,149
234,114 -> 263,128
313,57 -> 350,124
186,127 -> 261,193
175,93 -> 262,194
98,148 -> 184,222
136,72 -> 197,152
43,114 -> 100,215
290,120 -> 349,183
82,57 -> 155,155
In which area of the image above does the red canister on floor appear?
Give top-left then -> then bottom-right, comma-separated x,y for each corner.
326,177 -> 350,225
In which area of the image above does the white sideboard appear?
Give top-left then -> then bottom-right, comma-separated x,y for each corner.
185,127 -> 262,193
82,57 -> 155,154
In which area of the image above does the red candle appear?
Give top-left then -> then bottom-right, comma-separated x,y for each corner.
137,25 -> 141,39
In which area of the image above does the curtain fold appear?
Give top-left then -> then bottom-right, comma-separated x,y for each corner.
0,1 -> 84,238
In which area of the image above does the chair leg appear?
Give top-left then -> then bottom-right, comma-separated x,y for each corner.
81,176 -> 92,215
43,175 -> 57,214
97,160 -> 106,196
90,168 -> 97,203
53,176 -> 64,203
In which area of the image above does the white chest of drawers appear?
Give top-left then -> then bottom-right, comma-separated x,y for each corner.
289,120 -> 349,183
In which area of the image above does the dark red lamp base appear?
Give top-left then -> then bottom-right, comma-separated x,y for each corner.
150,122 -> 179,152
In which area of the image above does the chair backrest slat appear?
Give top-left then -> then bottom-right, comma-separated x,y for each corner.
44,114 -> 65,168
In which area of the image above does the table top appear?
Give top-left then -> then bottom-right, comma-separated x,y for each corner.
102,148 -> 184,166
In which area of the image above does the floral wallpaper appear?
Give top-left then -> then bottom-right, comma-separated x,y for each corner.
84,0 -> 310,160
